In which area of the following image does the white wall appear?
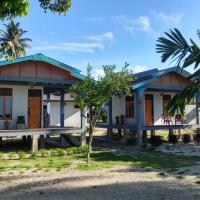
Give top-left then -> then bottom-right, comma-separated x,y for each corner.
0,84 -> 43,129
49,101 -> 81,128
112,94 -> 136,125
112,91 -> 197,126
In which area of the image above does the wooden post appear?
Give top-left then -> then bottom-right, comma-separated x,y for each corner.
136,88 -> 145,147
107,99 -> 113,140
32,135 -> 39,152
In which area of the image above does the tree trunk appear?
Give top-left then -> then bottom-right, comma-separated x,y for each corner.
87,119 -> 94,164
87,107 -> 94,164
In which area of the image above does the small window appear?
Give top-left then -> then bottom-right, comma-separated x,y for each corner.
126,96 -> 134,118
163,95 -> 171,113
0,88 -> 12,120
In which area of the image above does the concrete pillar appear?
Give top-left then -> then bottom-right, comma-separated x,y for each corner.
136,88 -> 145,146
60,89 -> 65,128
107,99 -> 113,140
32,135 -> 39,152
39,135 -> 45,149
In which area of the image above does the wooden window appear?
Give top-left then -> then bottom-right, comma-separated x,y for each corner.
163,95 -> 171,113
0,88 -> 12,120
126,96 -> 134,118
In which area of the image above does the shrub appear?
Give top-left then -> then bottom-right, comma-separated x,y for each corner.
50,150 -> 59,157
194,134 -> 200,142
0,152 -> 3,160
31,152 -> 37,159
168,134 -> 178,144
18,151 -> 26,159
150,136 -> 162,147
39,149 -> 50,157
182,134 -> 191,143
8,152 -> 17,160
55,148 -> 66,156
125,137 -> 137,146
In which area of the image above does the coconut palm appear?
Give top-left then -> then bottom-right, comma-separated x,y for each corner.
0,20 -> 32,60
156,28 -> 200,115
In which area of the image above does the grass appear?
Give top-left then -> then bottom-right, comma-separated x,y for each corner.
0,147 -> 199,172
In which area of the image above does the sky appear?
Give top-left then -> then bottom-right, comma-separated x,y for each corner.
2,0 -> 200,77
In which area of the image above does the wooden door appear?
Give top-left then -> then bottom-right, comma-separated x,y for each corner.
145,94 -> 154,125
28,89 -> 42,129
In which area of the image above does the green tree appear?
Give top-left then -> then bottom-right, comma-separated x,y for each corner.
0,0 -> 72,20
156,28 -> 200,115
0,20 -> 32,60
70,63 -> 134,164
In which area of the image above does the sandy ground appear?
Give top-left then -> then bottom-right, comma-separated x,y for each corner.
1,165 -> 200,200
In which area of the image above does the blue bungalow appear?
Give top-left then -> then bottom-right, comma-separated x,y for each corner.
98,67 -> 199,145
0,54 -> 87,151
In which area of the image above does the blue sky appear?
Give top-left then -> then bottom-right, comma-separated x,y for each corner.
2,0 -> 200,76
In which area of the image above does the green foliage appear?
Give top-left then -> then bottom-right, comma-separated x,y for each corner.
156,28 -> 200,115
0,20 -> 32,60
0,0 -> 30,20
39,0 -> 72,15
70,63 -> 134,114
18,151 -> 26,159
0,0 -> 72,20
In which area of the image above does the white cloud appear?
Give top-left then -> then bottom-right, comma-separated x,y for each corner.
34,42 -> 104,53
152,11 -> 183,25
84,32 -> 114,42
114,15 -> 153,34
93,68 -> 105,80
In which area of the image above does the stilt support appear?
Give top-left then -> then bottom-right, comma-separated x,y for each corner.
32,135 -> 39,152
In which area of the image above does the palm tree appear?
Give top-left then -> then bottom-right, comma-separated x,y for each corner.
0,20 -> 32,60
156,28 -> 200,115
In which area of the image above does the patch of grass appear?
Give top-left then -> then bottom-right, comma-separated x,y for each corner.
76,164 -> 99,170
85,150 -> 200,169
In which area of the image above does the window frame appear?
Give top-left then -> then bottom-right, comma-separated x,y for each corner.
0,88 -> 12,120
162,95 -> 171,114
126,96 -> 135,118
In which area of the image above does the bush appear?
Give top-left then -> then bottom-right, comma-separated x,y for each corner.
150,136 -> 162,147
39,149 -> 50,157
125,137 -> 137,146
7,152 -> 17,160
182,134 -> 191,143
194,134 -> 200,142
168,134 -> 178,144
18,151 -> 26,159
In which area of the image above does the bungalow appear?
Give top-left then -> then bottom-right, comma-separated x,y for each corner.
0,53 -> 87,151
99,67 -> 200,145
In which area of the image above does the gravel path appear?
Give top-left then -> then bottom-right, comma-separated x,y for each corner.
0,166 -> 200,200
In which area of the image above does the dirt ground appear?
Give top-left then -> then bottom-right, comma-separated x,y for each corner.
1,165 -> 200,200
